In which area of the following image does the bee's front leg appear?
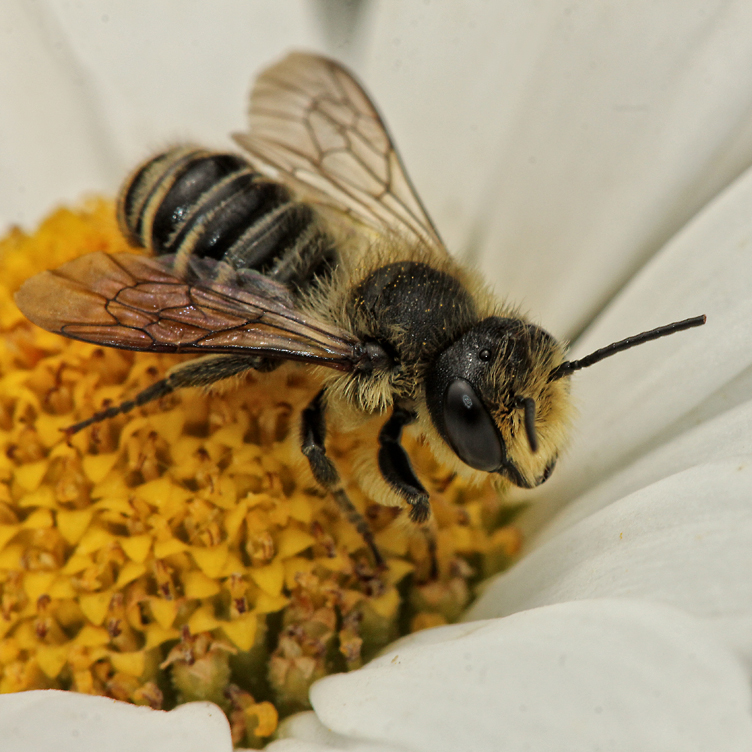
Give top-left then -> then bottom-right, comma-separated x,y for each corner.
377,406 -> 430,524
300,389 -> 385,569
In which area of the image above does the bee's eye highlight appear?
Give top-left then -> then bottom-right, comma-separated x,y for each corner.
522,397 -> 539,453
443,379 -> 503,471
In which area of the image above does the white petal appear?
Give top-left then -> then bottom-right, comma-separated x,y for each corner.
539,407 -> 752,544
0,0 -> 117,229
44,0 -> 320,159
0,691 -> 232,752
520,158 -> 752,535
467,459 -> 752,651
0,0 -> 321,230
364,1 -> 752,335
269,711 -> 400,751
290,600 -> 752,752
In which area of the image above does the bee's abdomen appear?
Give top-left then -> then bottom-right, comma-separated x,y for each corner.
117,146 -> 336,291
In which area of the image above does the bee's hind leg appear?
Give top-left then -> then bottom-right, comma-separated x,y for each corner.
301,389 -> 385,569
67,354 -> 272,435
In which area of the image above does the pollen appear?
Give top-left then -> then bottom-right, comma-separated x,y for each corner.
0,200 -> 522,746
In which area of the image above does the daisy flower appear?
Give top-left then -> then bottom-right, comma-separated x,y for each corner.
2,2 -> 752,750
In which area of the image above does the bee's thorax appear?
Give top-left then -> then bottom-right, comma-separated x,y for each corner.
347,261 -> 478,370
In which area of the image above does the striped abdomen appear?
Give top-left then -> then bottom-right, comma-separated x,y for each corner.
117,146 -> 336,292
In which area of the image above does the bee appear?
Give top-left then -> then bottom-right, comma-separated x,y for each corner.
15,52 -> 705,567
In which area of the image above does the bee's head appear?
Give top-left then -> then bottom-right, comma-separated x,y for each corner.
425,316 -> 571,488
424,313 -> 706,488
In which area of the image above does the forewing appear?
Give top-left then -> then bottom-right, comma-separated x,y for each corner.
233,51 -> 447,253
14,251 -> 362,370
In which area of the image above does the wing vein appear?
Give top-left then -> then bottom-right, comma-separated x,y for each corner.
235,52 -> 446,252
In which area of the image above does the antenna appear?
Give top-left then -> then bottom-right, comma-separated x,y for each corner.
549,315 -> 706,382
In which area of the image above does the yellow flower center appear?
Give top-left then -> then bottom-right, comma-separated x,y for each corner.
0,200 -> 521,746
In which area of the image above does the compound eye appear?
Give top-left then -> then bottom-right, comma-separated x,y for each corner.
443,379 -> 504,471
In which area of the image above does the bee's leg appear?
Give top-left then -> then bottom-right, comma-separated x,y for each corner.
378,406 -> 430,524
379,407 -> 439,578
300,390 -> 338,486
67,354 -> 269,435
331,489 -> 385,570
301,389 -> 385,569
421,523 -> 439,582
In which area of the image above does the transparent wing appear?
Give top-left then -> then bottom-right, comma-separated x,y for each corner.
233,51 -> 446,253
14,251 -> 362,371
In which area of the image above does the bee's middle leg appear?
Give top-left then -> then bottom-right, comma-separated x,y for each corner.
300,389 -> 385,568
